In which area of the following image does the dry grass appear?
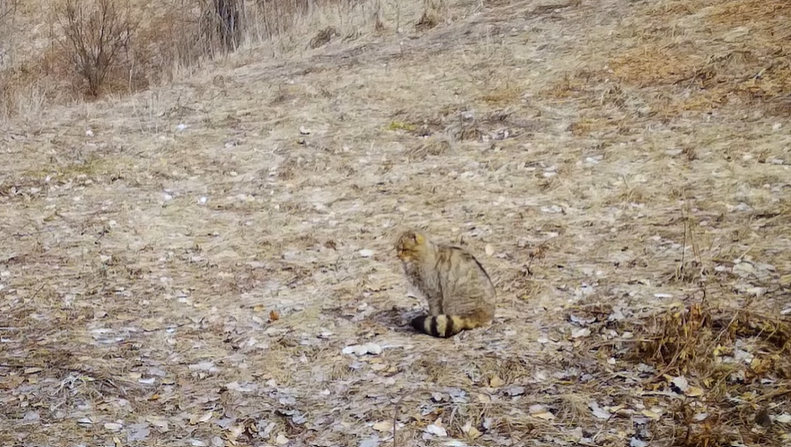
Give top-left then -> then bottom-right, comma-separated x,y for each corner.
581,300 -> 791,446
1,0 -> 791,446
0,0 -> 414,119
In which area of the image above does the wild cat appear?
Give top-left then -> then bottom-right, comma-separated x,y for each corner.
395,230 -> 496,338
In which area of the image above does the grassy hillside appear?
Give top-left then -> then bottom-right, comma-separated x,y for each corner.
1,0 -> 790,446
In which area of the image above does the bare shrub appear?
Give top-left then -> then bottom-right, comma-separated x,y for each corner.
55,0 -> 136,97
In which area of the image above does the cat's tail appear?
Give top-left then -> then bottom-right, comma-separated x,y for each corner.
410,312 -> 492,338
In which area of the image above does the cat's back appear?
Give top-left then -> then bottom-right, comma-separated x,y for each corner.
435,242 -> 495,298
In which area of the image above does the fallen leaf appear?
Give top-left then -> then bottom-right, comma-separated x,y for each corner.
191,411 -> 213,424
227,424 -> 244,441
686,386 -> 704,397
489,375 -> 505,388
569,314 -> 596,325
774,413 -> 791,424
342,343 -> 382,356
359,249 -> 374,258
505,385 -> 525,396
127,423 -> 150,442
188,361 -> 218,372
466,426 -> 481,439
641,409 -> 661,420
146,416 -> 170,432
589,401 -> 611,420
269,310 -> 280,321
532,410 -> 555,420
104,422 -> 123,432
671,376 -> 689,393
571,328 -> 591,339
425,424 -> 447,437
359,438 -> 380,447
372,421 -> 392,432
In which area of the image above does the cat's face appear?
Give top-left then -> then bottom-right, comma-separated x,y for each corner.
395,230 -> 427,261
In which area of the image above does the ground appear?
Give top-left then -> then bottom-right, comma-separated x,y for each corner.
1,0 -> 790,446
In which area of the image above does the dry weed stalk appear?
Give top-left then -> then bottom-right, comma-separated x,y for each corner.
674,198 -> 707,285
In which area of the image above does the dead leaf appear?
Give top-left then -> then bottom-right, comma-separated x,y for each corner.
641,409 -> 661,420
373,421 -> 391,432
461,420 -> 481,439
269,310 -> 280,321
571,328 -> 591,339
425,423 -> 447,437
190,411 -> 213,424
774,413 -> 791,424
589,401 -> 611,420
104,422 -> 123,432
227,424 -> 244,441
686,386 -> 704,397
489,375 -> 505,388
671,376 -> 689,393
146,416 -> 169,432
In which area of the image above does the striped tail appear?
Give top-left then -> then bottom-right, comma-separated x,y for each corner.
410,314 -> 487,338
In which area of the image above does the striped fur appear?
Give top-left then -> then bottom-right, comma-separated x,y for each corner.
410,314 -> 485,338
396,230 -> 496,338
